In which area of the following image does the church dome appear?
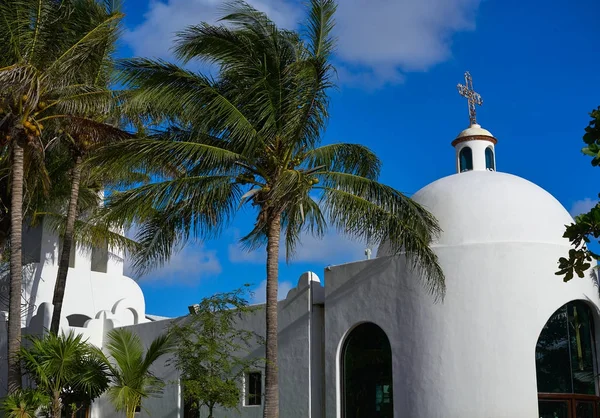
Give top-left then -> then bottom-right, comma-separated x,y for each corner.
378,170 -> 573,255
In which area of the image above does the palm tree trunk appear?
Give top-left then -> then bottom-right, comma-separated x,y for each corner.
263,211 -> 280,418
52,391 -> 61,418
50,155 -> 83,334
7,140 -> 24,393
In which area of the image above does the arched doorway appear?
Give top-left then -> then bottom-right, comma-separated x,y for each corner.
536,301 -> 599,418
341,322 -> 393,418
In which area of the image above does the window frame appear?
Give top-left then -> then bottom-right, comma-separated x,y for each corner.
538,393 -> 599,417
243,371 -> 262,407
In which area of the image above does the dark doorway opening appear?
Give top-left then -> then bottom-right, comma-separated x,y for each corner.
342,322 -> 393,418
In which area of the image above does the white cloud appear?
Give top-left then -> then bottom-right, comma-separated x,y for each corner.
124,0 -> 481,86
129,243 -> 222,284
250,279 -> 294,304
228,230 -> 368,266
570,198 -> 598,217
334,0 -> 481,79
124,0 -> 300,60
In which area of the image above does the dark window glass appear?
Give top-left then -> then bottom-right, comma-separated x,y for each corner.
342,323 -> 393,418
459,147 -> 473,172
183,397 -> 197,418
575,401 -> 595,418
485,147 -> 495,170
246,372 -> 262,406
536,301 -> 597,395
66,314 -> 91,328
538,400 -> 569,418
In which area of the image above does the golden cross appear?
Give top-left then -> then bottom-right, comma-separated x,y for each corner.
457,71 -> 483,125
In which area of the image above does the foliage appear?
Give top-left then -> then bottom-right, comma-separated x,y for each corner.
1,389 -> 50,418
559,107 -> 600,281
19,331 -> 110,418
169,286 -> 262,417
99,328 -> 173,418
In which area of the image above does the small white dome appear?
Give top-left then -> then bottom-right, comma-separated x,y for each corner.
378,171 -> 573,255
456,123 -> 494,139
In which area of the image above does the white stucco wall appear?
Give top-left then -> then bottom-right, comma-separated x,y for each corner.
100,272 -> 325,418
18,219 -> 147,329
324,244 -> 600,418
199,272 -> 325,418
324,170 -> 600,418
0,217 -> 148,401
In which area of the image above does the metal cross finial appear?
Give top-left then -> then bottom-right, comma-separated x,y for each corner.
457,71 -> 483,126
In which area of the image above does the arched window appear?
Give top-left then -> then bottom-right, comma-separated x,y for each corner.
485,147 -> 495,171
536,301 -> 599,418
342,323 -> 393,418
459,147 -> 473,172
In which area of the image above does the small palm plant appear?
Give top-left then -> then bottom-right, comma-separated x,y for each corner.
100,328 -> 173,418
1,389 -> 50,418
19,331 -> 110,418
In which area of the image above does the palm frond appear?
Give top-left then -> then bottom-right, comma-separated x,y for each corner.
317,174 -> 445,298
304,143 -> 381,179
117,58 -> 265,155
304,0 -> 337,59
89,134 -> 243,179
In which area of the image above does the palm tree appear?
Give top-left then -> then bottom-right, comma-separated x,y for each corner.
100,328 -> 173,418
19,331 -> 110,418
0,0 -> 125,390
94,1 -> 445,416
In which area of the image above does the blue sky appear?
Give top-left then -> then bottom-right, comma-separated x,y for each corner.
117,0 -> 600,317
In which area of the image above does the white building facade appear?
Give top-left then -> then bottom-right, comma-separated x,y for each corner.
1,120 -> 599,418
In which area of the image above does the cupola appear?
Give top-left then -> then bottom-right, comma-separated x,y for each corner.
452,123 -> 497,172
453,71 -> 497,173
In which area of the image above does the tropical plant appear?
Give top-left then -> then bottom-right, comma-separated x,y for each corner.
0,0 -> 126,391
0,388 -> 50,418
558,106 -> 600,281
99,328 -> 173,418
93,1 -> 444,416
19,331 -> 110,418
169,287 -> 262,418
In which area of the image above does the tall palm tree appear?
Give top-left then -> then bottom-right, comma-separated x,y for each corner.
0,0 -> 125,390
48,9 -> 136,332
48,132 -> 138,335
94,1 -> 445,416
99,328 -> 173,418
19,331 -> 110,418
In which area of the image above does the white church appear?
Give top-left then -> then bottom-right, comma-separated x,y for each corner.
1,74 -> 600,418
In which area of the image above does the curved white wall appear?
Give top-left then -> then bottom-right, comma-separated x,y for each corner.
325,241 -> 600,418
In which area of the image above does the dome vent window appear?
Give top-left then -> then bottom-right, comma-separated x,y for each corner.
485,147 -> 495,171
459,147 -> 473,172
